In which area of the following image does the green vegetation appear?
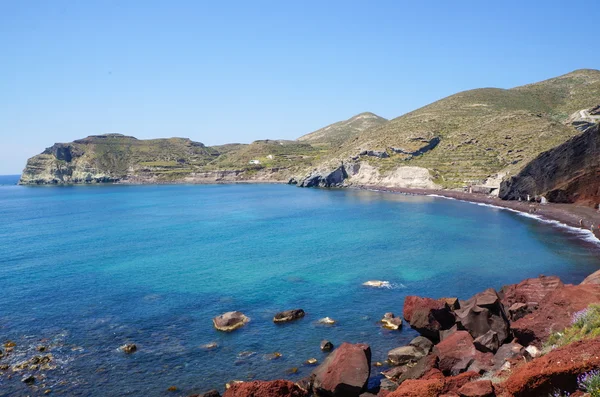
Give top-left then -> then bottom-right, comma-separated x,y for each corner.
320,69 -> 600,187
546,304 -> 600,347
298,112 -> 388,147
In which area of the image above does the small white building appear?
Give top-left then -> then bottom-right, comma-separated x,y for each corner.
249,159 -> 260,165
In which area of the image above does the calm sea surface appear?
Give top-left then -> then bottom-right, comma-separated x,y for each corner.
1,182 -> 599,396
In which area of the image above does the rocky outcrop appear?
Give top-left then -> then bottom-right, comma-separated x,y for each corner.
390,137 -> 441,158
212,311 -> 250,332
499,123 -> 600,206
581,269 -> 600,285
433,331 -> 478,376
273,309 -> 305,323
311,342 -> 372,396
502,337 -> 600,396
510,283 -> 600,346
222,380 -> 307,397
296,164 -> 348,187
403,296 -> 456,341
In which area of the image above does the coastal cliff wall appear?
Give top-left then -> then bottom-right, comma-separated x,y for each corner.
499,123 -> 600,206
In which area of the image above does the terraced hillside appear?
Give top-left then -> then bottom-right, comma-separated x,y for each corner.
300,69 -> 600,189
298,112 -> 388,148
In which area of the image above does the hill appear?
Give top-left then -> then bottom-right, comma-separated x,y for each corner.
297,112 -> 388,147
296,69 -> 600,189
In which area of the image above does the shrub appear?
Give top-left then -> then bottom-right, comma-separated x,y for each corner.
546,304 -> 600,347
578,369 -> 600,397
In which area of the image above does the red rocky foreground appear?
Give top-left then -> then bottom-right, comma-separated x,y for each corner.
193,274 -> 600,397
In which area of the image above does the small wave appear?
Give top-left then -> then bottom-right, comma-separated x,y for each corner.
362,281 -> 406,289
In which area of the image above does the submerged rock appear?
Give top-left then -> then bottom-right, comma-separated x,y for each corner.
273,309 -> 305,323
380,312 -> 403,330
317,317 -> 336,325
213,311 -> 250,332
120,344 -> 137,354
363,280 -> 391,288
320,340 -> 334,352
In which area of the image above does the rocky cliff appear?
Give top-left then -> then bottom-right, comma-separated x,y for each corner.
499,123 -> 600,206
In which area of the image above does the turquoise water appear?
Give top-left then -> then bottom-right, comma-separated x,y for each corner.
1,183 -> 599,396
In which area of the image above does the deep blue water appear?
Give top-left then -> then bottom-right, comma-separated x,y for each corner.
1,183 -> 600,396
0,175 -> 19,186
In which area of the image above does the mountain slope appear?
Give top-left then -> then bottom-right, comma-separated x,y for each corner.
297,112 -> 388,147
298,69 -> 600,189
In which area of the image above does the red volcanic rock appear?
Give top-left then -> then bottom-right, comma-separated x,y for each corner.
387,372 -> 480,397
502,337 -> 600,396
223,380 -> 307,397
581,269 -> 600,285
500,275 -> 564,310
433,331 -> 477,375
312,342 -> 371,396
511,283 -> 600,346
454,289 -> 510,348
387,378 -> 444,397
403,296 -> 456,340
457,380 -> 494,397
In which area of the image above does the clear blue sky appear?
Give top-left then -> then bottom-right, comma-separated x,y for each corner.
1,0 -> 598,174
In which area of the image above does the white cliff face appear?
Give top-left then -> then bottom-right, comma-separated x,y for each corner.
348,163 -> 439,189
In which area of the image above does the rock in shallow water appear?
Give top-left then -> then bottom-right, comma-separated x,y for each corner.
320,340 -> 334,352
273,309 -> 305,323
213,311 -> 250,332
120,344 -> 137,354
381,312 -> 402,330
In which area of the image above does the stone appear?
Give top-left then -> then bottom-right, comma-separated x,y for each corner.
213,311 -> 250,332
22,374 -> 36,384
524,345 -> 541,358
381,313 -> 403,330
510,283 -> 600,346
507,303 -> 529,321
320,340 -> 334,352
440,325 -> 460,341
502,337 -> 600,397
395,355 -> 439,384
493,342 -> 527,371
433,331 -> 477,376
305,358 -> 318,365
312,342 -> 371,397
120,344 -> 137,354
363,280 -> 391,288
200,342 -> 219,350
388,345 -> 426,366
473,330 -> 499,353
466,351 -> 494,375
409,336 -> 434,354
500,275 -> 564,309
457,380 -> 494,397
273,309 -> 305,323
222,380 -> 307,397
403,296 -> 456,340
317,317 -> 336,325
454,289 -> 510,349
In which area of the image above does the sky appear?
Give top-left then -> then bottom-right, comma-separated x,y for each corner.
1,1 -> 599,174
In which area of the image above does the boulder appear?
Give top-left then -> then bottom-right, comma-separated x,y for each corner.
433,331 -> 477,376
312,342 -> 372,396
454,289 -> 510,349
466,351 -> 494,375
409,336 -> 434,355
320,340 -> 334,352
473,331 -> 499,353
510,283 -> 600,346
500,275 -> 564,309
387,372 -> 480,397
581,269 -> 600,284
507,303 -> 529,321
388,345 -> 426,366
273,309 -> 305,323
502,337 -> 600,396
457,380 -> 494,397
381,313 -> 403,330
403,296 -> 456,340
213,311 -> 250,332
120,344 -> 137,354
395,355 -> 439,384
223,380 -> 307,397
440,325 -> 460,341
492,342 -> 528,371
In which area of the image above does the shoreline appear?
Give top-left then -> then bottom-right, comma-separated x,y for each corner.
354,185 -> 600,243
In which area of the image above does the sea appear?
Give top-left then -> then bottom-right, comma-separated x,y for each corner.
1,179 -> 599,396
